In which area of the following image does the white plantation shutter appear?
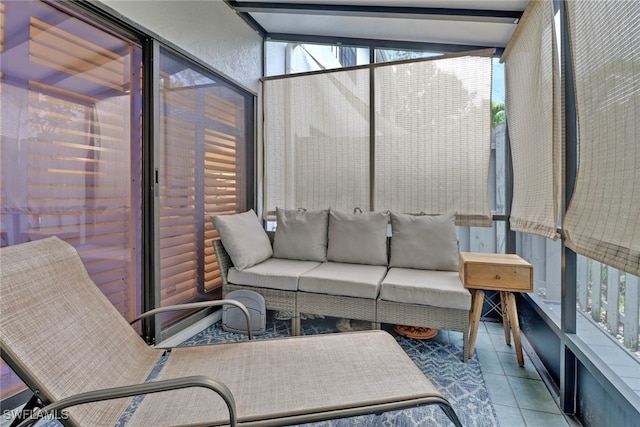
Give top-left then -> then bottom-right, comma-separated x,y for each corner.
158,51 -> 252,324
203,87 -> 249,291
159,86 -> 200,308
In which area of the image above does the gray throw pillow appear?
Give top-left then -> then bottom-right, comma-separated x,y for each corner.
273,208 -> 329,261
327,210 -> 389,266
211,209 -> 273,271
389,212 -> 459,271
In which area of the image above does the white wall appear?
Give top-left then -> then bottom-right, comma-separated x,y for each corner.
100,0 -> 262,93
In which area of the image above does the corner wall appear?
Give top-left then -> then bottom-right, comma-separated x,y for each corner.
101,0 -> 262,93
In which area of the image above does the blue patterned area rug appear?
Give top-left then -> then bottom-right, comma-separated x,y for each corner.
180,317 -> 499,427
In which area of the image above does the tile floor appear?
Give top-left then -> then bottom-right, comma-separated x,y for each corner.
437,320 -> 577,427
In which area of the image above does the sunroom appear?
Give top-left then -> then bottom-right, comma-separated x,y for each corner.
0,1 -> 638,426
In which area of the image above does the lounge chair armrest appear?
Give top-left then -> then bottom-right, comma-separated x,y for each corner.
129,299 -> 253,340
16,375 -> 237,427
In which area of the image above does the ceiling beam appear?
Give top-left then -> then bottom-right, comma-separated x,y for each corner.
228,1 -> 523,24
224,0 -> 269,37
265,32 -> 505,57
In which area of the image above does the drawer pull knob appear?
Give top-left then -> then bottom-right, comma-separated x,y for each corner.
495,274 -> 501,280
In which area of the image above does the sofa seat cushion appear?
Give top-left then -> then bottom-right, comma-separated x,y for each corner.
379,268 -> 471,310
298,262 -> 387,299
228,258 -> 322,291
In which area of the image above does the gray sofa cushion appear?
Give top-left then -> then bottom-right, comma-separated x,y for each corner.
273,208 -> 329,262
211,210 -> 273,271
389,212 -> 459,271
228,258 -> 321,291
298,262 -> 387,299
327,210 -> 389,266
379,267 -> 471,310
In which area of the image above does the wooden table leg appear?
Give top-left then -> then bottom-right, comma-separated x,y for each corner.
468,289 -> 484,359
500,291 -> 511,345
506,292 -> 524,366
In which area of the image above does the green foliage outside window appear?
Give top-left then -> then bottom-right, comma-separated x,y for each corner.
492,102 -> 505,128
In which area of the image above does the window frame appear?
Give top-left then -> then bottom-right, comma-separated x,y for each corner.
150,42 -> 256,342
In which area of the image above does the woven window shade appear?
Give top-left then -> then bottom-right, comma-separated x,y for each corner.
501,0 -> 561,240
264,52 -> 493,225
564,1 -> 640,276
374,52 -> 493,226
264,69 -> 370,215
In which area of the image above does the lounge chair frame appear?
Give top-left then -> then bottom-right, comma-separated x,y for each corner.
1,237 -> 463,427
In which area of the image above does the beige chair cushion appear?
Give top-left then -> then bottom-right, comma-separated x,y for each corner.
298,262 -> 387,299
228,258 -> 322,291
131,331 -> 445,426
327,210 -> 389,266
379,267 -> 471,310
0,237 -> 163,426
273,208 -> 329,262
211,209 -> 273,271
389,212 -> 459,271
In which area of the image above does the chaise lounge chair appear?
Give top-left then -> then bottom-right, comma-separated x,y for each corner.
0,237 -> 462,427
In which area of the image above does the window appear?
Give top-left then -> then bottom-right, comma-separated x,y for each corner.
374,48 -> 440,63
265,42 -> 509,254
265,41 -> 369,76
263,51 -> 494,227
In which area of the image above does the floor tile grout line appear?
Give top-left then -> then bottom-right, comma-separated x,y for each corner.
479,321 -> 569,426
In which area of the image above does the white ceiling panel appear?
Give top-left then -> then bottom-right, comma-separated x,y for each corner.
250,11 -> 518,47
243,0 -> 528,12
226,1 -> 529,52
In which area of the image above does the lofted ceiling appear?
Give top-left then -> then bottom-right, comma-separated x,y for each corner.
224,0 -> 530,55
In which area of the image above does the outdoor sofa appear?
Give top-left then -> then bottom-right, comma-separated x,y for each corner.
212,208 -> 472,362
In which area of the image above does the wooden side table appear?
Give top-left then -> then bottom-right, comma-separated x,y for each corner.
459,252 -> 533,366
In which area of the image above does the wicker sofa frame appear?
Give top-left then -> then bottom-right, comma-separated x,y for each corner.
213,234 -> 470,362
297,292 -> 379,327
377,300 -> 470,361
214,233 -> 301,335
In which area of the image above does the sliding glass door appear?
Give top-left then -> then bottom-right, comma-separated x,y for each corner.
0,0 -> 143,400
154,48 -> 253,329
0,0 -> 143,329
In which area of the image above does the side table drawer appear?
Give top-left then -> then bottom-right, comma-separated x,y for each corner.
459,252 -> 533,292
